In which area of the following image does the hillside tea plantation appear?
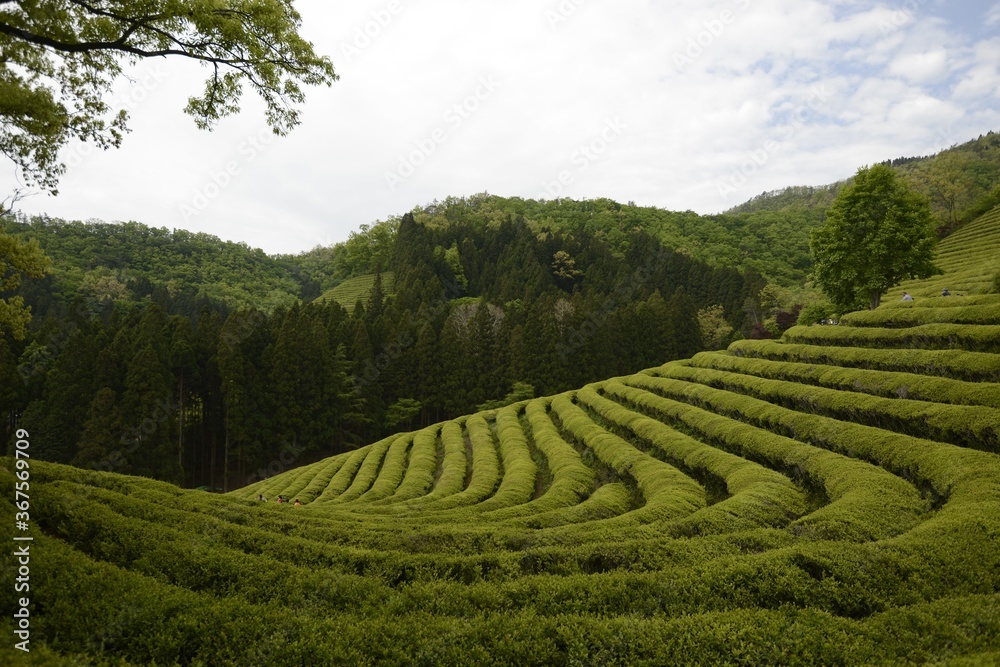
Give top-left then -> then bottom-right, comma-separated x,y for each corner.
3,207 -> 1000,665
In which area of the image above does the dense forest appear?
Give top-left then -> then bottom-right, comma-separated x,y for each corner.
5,133 -> 998,490
2,211 -> 770,490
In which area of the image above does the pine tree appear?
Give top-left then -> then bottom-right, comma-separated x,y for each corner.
121,343 -> 176,481
366,264 -> 385,323
667,287 -> 703,361
73,387 -> 122,469
168,317 -> 197,485
415,321 -> 442,423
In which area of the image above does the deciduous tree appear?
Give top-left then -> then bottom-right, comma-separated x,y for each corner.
811,164 -> 939,311
0,224 -> 50,339
0,0 -> 336,192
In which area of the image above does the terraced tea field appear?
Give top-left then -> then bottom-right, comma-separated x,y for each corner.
3,208 -> 999,665
318,272 -> 395,311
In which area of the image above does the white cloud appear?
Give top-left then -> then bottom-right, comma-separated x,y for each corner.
888,50 -> 952,83
987,3 -> 1000,27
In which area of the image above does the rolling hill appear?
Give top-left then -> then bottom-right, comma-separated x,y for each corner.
2,207 -> 1000,665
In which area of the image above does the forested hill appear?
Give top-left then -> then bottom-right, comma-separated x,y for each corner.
5,209 -> 772,491
728,131 -> 1000,234
9,131 -> 1000,315
284,193 -> 822,291
5,217 -> 317,318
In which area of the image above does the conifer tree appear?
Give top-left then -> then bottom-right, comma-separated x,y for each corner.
122,343 -> 176,480
667,287 -> 703,361
73,387 -> 122,469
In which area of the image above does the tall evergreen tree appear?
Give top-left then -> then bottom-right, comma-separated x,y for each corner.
666,287 -> 704,361
73,387 -> 122,469
121,343 -> 176,481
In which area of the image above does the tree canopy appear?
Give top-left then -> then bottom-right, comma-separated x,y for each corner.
810,164 -> 939,311
0,0 -> 336,192
0,221 -> 49,339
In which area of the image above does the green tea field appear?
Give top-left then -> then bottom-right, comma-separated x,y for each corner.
318,272 -> 395,312
3,208 -> 1000,665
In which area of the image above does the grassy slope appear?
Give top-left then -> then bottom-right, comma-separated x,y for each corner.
317,272 -> 395,311
3,209 -> 1000,665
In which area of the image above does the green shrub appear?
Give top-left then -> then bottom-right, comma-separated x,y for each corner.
797,301 -> 837,326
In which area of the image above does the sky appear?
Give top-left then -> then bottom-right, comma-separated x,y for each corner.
4,0 -> 1000,255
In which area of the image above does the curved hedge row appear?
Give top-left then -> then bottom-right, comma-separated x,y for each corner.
606,378 -> 928,543
840,304 -> 1000,328
782,323 -> 1000,353
576,385 -> 807,536
550,393 -> 705,525
729,338 -> 1000,382
652,361 -> 1000,452
689,351 -> 1000,408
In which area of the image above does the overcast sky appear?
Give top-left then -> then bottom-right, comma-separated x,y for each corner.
4,0 -> 1000,255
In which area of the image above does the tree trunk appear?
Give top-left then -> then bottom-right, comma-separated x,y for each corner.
223,410 -> 230,493
869,290 -> 882,310
177,373 -> 184,485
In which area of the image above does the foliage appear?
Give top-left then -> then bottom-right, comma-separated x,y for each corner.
697,305 -> 733,350
796,301 -> 837,326
895,132 -> 1000,233
811,164 -> 939,311
726,184 -> 844,215
0,221 -> 50,339
8,216 -> 304,312
0,0 -> 335,192
477,382 -> 534,411
384,398 -> 422,430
